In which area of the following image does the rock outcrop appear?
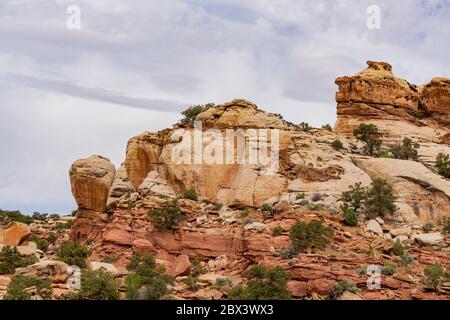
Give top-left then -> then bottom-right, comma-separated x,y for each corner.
0,222 -> 30,246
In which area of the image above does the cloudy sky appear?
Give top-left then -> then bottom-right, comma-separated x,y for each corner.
0,0 -> 449,215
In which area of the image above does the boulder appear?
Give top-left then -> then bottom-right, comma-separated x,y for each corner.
138,171 -> 176,199
169,254 -> 191,277
413,233 -> 444,246
390,227 -> 412,237
89,261 -> 119,276
16,260 -> 69,283
0,222 -> 31,246
367,220 -> 383,236
107,165 -> 135,210
70,155 -> 116,212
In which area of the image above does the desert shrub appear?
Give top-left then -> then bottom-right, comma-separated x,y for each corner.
46,234 -> 57,244
183,188 -> 198,201
322,124 -> 333,131
343,209 -> 358,227
4,275 -> 52,300
329,280 -> 359,300
436,153 -> 450,178
331,139 -> 344,151
422,223 -> 434,233
441,217 -> 450,235
388,138 -> 419,160
0,209 -> 34,225
358,265 -> 368,276
28,235 -> 49,253
126,253 -> 173,300
298,122 -> 313,132
56,241 -> 90,268
280,246 -> 298,259
49,214 -> 61,220
364,179 -> 397,218
148,201 -> 186,231
392,239 -> 405,257
31,212 -> 48,221
228,265 -> 291,300
52,221 -> 72,231
296,193 -> 306,200
339,182 -> 366,213
353,123 -> 382,156
0,246 -> 37,275
260,203 -> 277,215
424,264 -> 444,291
213,202 -> 223,211
307,203 -> 325,211
180,103 -> 214,126
185,258 -> 207,290
289,219 -> 333,252
382,264 -> 397,276
272,225 -> 285,236
212,277 -> 233,290
69,268 -> 119,300
401,253 -> 415,266
311,193 -> 322,202
71,210 -> 78,217
101,255 -> 119,264
299,199 -> 309,206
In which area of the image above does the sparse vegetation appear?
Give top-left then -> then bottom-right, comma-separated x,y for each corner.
272,225 -> 285,236
424,264 -> 444,291
0,246 -> 37,275
4,275 -> 52,300
125,253 -> 173,300
387,138 -> 419,160
101,255 -> 119,264
339,182 -> 366,213
56,241 -> 90,268
331,139 -> 344,151
180,103 -> 214,126
212,277 -> 233,290
228,265 -> 291,300
353,123 -> 382,156
260,203 -> 277,215
392,239 -> 405,257
441,217 -> 450,235
148,201 -> 186,231
422,223 -> 434,233
289,219 -> 333,253
183,188 -> 198,201
185,258 -> 207,290
66,268 -> 119,300
311,193 -> 322,202
280,247 -> 298,259
296,193 -> 306,200
401,253 -> 415,266
28,235 -> 49,253
0,209 -> 34,225
436,153 -> 450,179
322,124 -> 333,131
382,264 -> 396,276
329,280 -> 359,300
343,209 -> 358,227
298,122 -> 313,132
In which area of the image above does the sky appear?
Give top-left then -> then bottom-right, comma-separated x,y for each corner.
0,0 -> 449,215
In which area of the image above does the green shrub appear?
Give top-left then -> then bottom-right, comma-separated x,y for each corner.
185,258 -> 206,290
392,239 -> 405,257
212,277 -> 233,290
52,221 -> 72,231
260,203 -> 277,214
213,203 -> 223,211
101,255 -> 119,264
4,275 -> 52,300
331,139 -> 344,151
353,123 -> 382,156
339,182 -> 366,213
272,225 -> 285,236
296,193 -> 306,200
180,103 -> 214,126
49,214 -> 61,220
46,234 -> 57,243
28,235 -> 49,253
401,253 -> 414,266
388,138 -> 419,160
322,124 -> 333,131
31,212 -> 48,221
280,246 -> 298,259
0,209 -> 33,225
228,265 -> 291,300
436,153 -> 450,178
69,268 -> 119,300
441,217 -> 450,235
125,253 -> 173,300
183,188 -> 198,201
148,201 -> 186,231
298,122 -> 313,132
289,219 -> 333,252
299,199 -> 309,206
424,264 -> 444,291
382,264 -> 396,276
422,223 -> 434,233
343,209 -> 358,227
239,209 -> 250,218
56,241 -> 90,268
364,179 -> 397,218
329,280 -> 359,300
0,246 -> 37,275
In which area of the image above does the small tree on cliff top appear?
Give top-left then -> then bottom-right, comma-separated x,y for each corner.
353,123 -> 382,156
